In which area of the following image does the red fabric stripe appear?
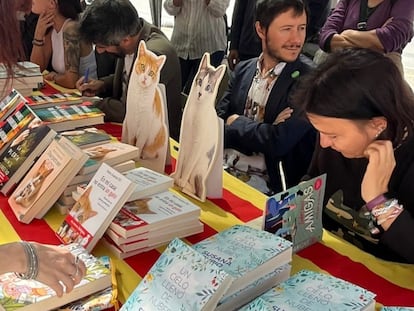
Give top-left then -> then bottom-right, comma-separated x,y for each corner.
209,189 -> 263,223
0,199 -> 60,245
38,82 -> 61,95
298,242 -> 414,306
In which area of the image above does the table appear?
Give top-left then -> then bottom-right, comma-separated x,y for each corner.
2,91 -> 414,308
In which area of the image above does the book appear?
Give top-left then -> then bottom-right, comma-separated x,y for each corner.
109,190 -> 201,239
124,166 -> 174,202
192,225 -> 292,299
56,163 -> 135,252
79,142 -> 139,175
240,269 -> 376,311
26,93 -> 101,109
381,308 -> 414,311
106,220 -> 203,252
59,127 -> 112,149
0,62 -> 43,96
119,238 -> 233,311
7,136 -> 88,223
216,264 -> 291,311
0,123 -> 57,196
263,174 -> 327,253
0,89 -> 26,122
0,243 -> 111,311
33,101 -> 105,132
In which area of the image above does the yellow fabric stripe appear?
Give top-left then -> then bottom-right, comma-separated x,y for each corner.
322,230 -> 414,290
0,210 -> 21,243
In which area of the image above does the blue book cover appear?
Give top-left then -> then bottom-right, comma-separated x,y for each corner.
263,174 -> 327,253
193,225 -> 292,298
120,238 -> 233,311
241,269 -> 376,311
381,308 -> 414,311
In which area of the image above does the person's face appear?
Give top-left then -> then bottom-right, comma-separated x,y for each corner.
256,8 -> 307,63
94,36 -> 135,57
307,113 -> 384,158
31,0 -> 55,14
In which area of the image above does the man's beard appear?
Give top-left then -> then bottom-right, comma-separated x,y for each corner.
265,37 -> 301,63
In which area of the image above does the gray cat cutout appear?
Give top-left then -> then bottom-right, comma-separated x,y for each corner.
171,53 -> 226,202
122,40 -> 169,173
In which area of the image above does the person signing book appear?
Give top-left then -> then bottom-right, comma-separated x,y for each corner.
0,0 -> 87,296
292,47 -> 414,263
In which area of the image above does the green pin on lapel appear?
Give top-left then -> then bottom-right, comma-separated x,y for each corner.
291,71 -> 300,78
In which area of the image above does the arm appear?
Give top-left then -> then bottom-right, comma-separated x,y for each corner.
30,10 -> 54,71
205,0 -> 230,18
163,0 -> 182,16
216,65 -> 238,121
318,0 -> 348,52
228,0 -> 247,70
339,29 -> 384,52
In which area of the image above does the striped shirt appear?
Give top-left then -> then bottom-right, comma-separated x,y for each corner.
163,0 -> 230,60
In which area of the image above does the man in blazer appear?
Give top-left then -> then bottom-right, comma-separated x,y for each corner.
217,0 -> 316,193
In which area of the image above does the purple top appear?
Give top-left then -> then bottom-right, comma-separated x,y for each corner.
319,0 -> 414,53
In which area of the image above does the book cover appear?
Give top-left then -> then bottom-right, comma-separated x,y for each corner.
0,123 -> 56,196
8,136 -> 88,224
381,308 -> 414,311
109,190 -> 201,239
193,225 -> 292,298
56,163 -> 135,252
119,238 -> 233,311
26,93 -> 101,109
263,174 -> 327,253
0,243 -> 111,311
60,127 -> 112,149
79,142 -> 139,175
33,101 -> 105,132
124,166 -> 174,202
0,89 -> 25,122
101,235 -> 166,259
240,269 -> 376,311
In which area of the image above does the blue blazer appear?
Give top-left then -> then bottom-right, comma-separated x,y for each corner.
216,55 -> 316,192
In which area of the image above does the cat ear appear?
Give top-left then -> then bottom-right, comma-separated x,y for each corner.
200,53 -> 210,70
138,40 -> 147,57
156,55 -> 167,70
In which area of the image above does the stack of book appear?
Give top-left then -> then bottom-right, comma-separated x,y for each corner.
26,92 -> 101,109
239,269 -> 377,311
103,189 -> 203,258
0,61 -> 43,96
0,243 -> 112,311
193,225 -> 293,311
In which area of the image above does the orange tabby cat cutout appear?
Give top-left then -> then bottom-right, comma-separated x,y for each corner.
172,53 -> 226,202
122,40 -> 169,173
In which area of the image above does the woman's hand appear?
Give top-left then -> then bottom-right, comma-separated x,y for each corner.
361,140 -> 395,203
273,107 -> 293,125
33,243 -> 87,297
34,9 -> 54,39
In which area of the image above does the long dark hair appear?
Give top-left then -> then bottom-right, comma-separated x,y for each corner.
292,48 -> 414,146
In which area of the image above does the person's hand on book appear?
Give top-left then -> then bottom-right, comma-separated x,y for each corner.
76,76 -> 105,97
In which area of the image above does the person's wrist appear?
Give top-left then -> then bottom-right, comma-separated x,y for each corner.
365,194 -> 387,211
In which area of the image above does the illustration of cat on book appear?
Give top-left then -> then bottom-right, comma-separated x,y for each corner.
122,40 -> 168,173
1,274 -> 53,303
172,53 -> 226,201
13,159 -> 54,207
84,145 -> 116,159
114,198 -> 156,227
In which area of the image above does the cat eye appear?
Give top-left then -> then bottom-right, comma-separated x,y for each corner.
197,78 -> 202,86
205,85 -> 211,92
149,71 -> 154,78
140,64 -> 145,71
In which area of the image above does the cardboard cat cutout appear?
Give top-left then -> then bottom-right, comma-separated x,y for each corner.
172,53 -> 226,202
122,40 -> 169,173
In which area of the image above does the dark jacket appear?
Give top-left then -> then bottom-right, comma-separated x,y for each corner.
306,134 -> 414,263
97,18 -> 182,141
216,55 -> 316,192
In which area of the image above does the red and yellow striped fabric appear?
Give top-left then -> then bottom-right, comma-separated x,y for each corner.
0,127 -> 413,309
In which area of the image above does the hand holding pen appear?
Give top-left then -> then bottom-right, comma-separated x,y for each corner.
76,68 -> 104,97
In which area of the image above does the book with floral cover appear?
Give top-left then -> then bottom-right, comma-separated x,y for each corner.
0,243 -> 111,311
56,163 -> 135,252
109,190 -> 201,239
263,174 -> 327,253
240,269 -> 376,311
193,225 -> 292,299
119,238 -> 233,311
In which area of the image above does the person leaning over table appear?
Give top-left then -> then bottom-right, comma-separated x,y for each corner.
292,47 -> 414,264
75,0 -> 183,141
0,0 -> 87,296
216,0 -> 317,194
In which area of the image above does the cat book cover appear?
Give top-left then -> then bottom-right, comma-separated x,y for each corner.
0,102 -> 37,154
122,40 -> 169,174
8,136 -> 88,224
0,123 -> 56,196
109,190 -> 201,239
79,142 -> 139,175
263,174 -> 327,253
239,270 -> 376,311
56,163 -> 135,252
119,238 -> 233,311
171,52 -> 225,202
193,225 -> 292,298
0,89 -> 26,122
124,166 -> 174,202
0,243 -> 111,311
33,101 -> 105,132
60,127 -> 112,149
